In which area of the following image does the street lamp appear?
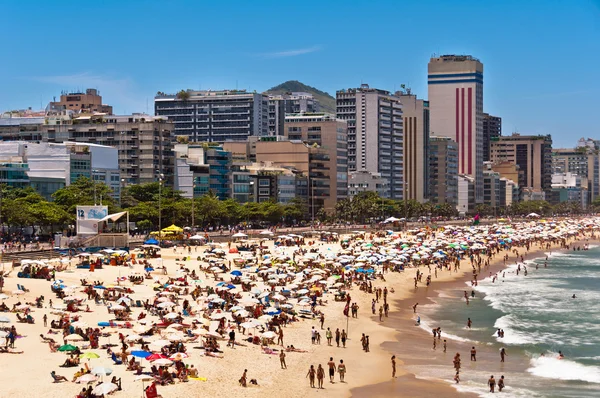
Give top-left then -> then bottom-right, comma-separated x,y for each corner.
311,178 -> 315,229
191,177 -> 195,233
119,178 -> 125,207
158,173 -> 164,242
92,169 -> 99,205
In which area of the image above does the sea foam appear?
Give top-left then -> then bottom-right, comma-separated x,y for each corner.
528,356 -> 600,383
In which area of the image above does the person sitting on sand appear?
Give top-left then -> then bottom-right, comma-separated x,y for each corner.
50,371 -> 68,383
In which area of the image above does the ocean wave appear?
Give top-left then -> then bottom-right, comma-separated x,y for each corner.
528,356 -> 600,383
451,379 -> 543,397
416,316 -> 477,343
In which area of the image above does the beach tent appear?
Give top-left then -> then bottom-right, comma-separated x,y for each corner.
162,224 -> 183,233
144,238 -> 159,245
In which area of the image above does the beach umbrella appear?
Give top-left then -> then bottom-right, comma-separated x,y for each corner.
0,316 -> 10,323
130,350 -> 152,358
93,382 -> 118,396
0,294 -> 8,300
58,344 -> 77,352
80,352 -> 100,360
109,304 -> 126,311
152,358 -> 173,366
230,270 -> 242,276
169,352 -> 189,361
0,331 -> 7,338
91,367 -> 113,376
66,334 -> 84,341
77,374 -> 98,383
261,331 -> 277,339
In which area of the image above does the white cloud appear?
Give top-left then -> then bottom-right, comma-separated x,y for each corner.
258,46 -> 321,58
30,72 -> 146,113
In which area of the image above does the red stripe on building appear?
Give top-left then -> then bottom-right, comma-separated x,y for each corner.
468,87 -> 472,175
455,88 -> 459,144
461,88 -> 465,174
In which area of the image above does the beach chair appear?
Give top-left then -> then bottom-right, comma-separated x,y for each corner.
18,284 -> 29,292
111,352 -> 123,365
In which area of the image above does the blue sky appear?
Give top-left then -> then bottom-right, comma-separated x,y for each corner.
1,0 -> 598,147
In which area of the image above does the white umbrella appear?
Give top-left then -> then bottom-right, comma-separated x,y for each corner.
77,374 -> 98,383
92,382 -> 118,395
92,367 -> 113,376
152,358 -> 173,366
232,232 -> 247,238
109,304 -> 126,311
65,334 -> 84,341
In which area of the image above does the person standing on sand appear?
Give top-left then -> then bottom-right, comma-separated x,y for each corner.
443,340 -> 447,353
488,375 -> 496,393
470,346 -> 477,361
338,359 -> 346,382
341,329 -> 347,348
320,313 -> 325,329
327,357 -> 336,382
279,350 -> 287,369
391,355 -> 396,378
379,306 -> 384,322
307,365 -> 316,388
372,299 -> 376,315
361,333 -> 366,351
413,303 -> 418,313
277,328 -> 284,346
500,348 -> 507,362
316,364 -> 325,389
365,335 -> 370,352
335,328 -> 340,347
326,328 -> 333,346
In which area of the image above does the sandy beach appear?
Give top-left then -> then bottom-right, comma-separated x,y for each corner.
0,219 -> 597,398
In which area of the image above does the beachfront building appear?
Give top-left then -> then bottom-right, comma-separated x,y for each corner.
549,172 -> 589,209
482,113 -> 501,162
428,136 -> 458,206
336,84 -> 404,199
397,90 -> 430,202
0,113 -> 175,187
552,143 -> 599,203
154,89 -> 269,142
283,112 -> 348,206
457,174 -> 475,215
0,141 -> 119,201
348,171 -> 389,198
490,133 -> 553,200
268,92 -> 319,136
428,55 -> 484,205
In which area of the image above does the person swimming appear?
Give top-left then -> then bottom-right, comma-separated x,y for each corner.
572,294 -> 576,299
558,351 -> 564,359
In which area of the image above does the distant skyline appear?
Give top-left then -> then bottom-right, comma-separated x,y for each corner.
1,0 -> 599,147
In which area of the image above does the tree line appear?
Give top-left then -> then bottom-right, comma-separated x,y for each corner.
0,178 -> 595,235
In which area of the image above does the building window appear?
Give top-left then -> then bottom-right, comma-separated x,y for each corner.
259,179 -> 270,186
259,188 -> 270,195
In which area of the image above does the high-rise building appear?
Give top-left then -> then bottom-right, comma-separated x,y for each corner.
283,113 -> 347,208
154,89 -> 269,142
268,93 -> 318,136
428,55 -> 484,203
47,88 -> 113,115
428,136 -> 458,206
490,133 -> 553,200
482,113 -> 501,162
397,90 -> 430,202
336,84 -> 404,199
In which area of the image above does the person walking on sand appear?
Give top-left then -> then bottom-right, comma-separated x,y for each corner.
316,364 -> 325,389
498,375 -> 505,392
327,357 -> 336,383
379,306 -> 384,322
443,340 -> 447,353
338,359 -> 346,382
470,346 -> 477,361
365,335 -> 370,352
391,355 -> 396,378
413,302 -> 418,313
320,313 -> 325,330
326,328 -> 333,346
341,329 -> 347,348
488,375 -> 496,393
361,333 -> 366,351
500,348 -> 507,362
335,328 -> 340,347
307,365 -> 316,388
280,350 -> 287,369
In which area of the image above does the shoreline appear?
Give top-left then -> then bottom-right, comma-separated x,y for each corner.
351,233 -> 597,397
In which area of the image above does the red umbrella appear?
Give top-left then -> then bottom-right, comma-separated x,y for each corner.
229,248 -> 238,254
145,353 -> 167,361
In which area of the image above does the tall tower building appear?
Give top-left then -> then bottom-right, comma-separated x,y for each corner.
428,55 -> 484,203
482,113 -> 502,161
397,90 -> 430,202
336,84 -> 404,199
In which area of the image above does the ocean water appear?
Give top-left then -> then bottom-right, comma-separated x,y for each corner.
416,246 -> 600,397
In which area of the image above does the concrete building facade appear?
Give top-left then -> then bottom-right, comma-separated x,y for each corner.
155,90 -> 269,142
336,84 -> 404,199
428,55 -> 484,203
397,91 -> 430,202
490,133 -> 552,199
348,171 -> 389,198
283,113 -> 348,206
268,92 -> 318,136
552,145 -> 599,203
482,113 -> 501,162
428,136 -> 458,206
47,88 -> 113,114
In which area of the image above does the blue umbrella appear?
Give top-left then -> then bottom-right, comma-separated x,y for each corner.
94,285 -> 106,289
226,284 -> 236,289
130,350 -> 151,358
230,270 -> 242,276
144,238 -> 159,245
144,267 -> 154,272
265,308 -> 281,315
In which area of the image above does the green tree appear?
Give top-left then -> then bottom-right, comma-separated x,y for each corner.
53,177 -> 117,218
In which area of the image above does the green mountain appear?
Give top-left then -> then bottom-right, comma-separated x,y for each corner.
265,80 -> 337,114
